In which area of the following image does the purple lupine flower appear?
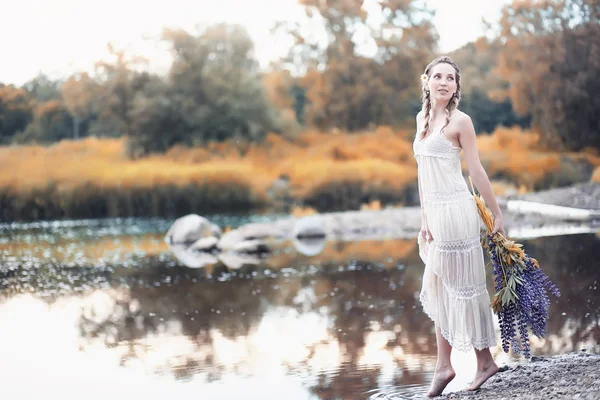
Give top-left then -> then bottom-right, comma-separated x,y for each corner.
484,233 -> 560,358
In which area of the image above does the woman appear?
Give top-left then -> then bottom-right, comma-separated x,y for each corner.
412,56 -> 502,397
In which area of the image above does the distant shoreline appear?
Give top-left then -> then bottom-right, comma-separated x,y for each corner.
506,182 -> 600,211
1,182 -> 598,231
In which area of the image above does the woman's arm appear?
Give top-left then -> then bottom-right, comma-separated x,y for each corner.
457,113 -> 505,234
415,111 -> 424,210
415,111 -> 433,240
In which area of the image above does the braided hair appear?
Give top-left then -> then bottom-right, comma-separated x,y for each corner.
419,56 -> 462,139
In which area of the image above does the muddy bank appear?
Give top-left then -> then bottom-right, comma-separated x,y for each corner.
439,351 -> 600,400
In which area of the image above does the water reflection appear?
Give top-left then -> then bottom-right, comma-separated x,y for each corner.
523,234 -> 600,354
1,264 -> 436,398
0,219 -> 599,399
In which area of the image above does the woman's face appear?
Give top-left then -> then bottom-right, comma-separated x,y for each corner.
427,63 -> 457,103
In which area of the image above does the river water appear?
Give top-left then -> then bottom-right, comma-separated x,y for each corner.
0,214 -> 598,399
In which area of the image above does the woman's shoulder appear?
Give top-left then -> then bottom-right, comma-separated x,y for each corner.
451,110 -> 477,139
450,110 -> 473,125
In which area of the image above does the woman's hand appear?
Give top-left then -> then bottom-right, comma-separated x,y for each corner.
492,216 -> 505,236
420,224 -> 433,242
420,209 -> 433,242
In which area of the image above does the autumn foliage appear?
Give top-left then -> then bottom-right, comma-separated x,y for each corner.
1,125 -> 597,221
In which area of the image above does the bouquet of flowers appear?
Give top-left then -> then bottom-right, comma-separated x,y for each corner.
469,178 -> 561,358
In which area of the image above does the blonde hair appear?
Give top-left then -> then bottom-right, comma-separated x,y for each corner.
420,56 -> 462,139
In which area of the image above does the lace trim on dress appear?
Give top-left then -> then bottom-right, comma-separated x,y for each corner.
448,282 -> 489,300
413,118 -> 461,159
435,235 -> 481,253
440,326 -> 497,352
429,273 -> 489,300
419,290 -> 497,352
413,150 -> 456,159
423,190 -> 472,204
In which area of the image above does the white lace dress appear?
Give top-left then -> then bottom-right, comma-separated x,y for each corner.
413,125 -> 496,352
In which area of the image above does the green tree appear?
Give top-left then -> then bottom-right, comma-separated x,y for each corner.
162,24 -> 280,144
126,76 -> 190,157
461,88 -> 530,134
13,100 -> 72,143
0,84 -> 34,143
22,73 -> 61,102
122,24 -> 280,156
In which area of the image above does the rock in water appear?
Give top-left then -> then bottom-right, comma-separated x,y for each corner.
189,236 -> 219,252
292,215 -> 326,239
165,214 -> 220,245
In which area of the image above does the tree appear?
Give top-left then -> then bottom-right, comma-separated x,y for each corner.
274,0 -> 438,131
544,19 -> 600,150
126,76 -> 190,157
162,24 -> 280,145
14,100 -> 72,143
0,84 -> 34,143
94,44 -> 150,137
60,72 -> 100,139
495,0 -> 600,150
449,39 -> 530,133
263,68 -> 304,133
22,73 -> 61,103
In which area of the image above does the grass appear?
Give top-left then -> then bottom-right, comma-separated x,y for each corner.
0,126 -> 593,221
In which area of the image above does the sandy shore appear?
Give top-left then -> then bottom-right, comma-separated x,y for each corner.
438,351 -> 600,400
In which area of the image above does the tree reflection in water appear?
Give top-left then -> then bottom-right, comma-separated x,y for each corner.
0,232 -> 598,397
76,258 -> 435,392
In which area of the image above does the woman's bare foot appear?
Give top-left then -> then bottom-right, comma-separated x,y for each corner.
467,362 -> 499,391
426,366 -> 456,397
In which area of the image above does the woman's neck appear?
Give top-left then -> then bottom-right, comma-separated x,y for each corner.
431,100 -> 449,117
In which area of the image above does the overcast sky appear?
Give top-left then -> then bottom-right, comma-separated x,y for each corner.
0,0 -> 510,85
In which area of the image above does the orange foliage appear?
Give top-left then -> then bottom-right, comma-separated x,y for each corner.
592,167 -> 600,183
290,205 -> 318,217
262,70 -> 294,110
361,199 -> 382,211
490,181 -> 524,196
285,158 -> 416,198
0,137 -> 264,195
317,239 -> 417,266
0,85 -> 29,102
34,99 -> 63,116
0,125 -> 580,211
472,126 -> 561,190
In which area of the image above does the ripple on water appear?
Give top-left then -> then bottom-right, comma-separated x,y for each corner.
366,383 -> 429,399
